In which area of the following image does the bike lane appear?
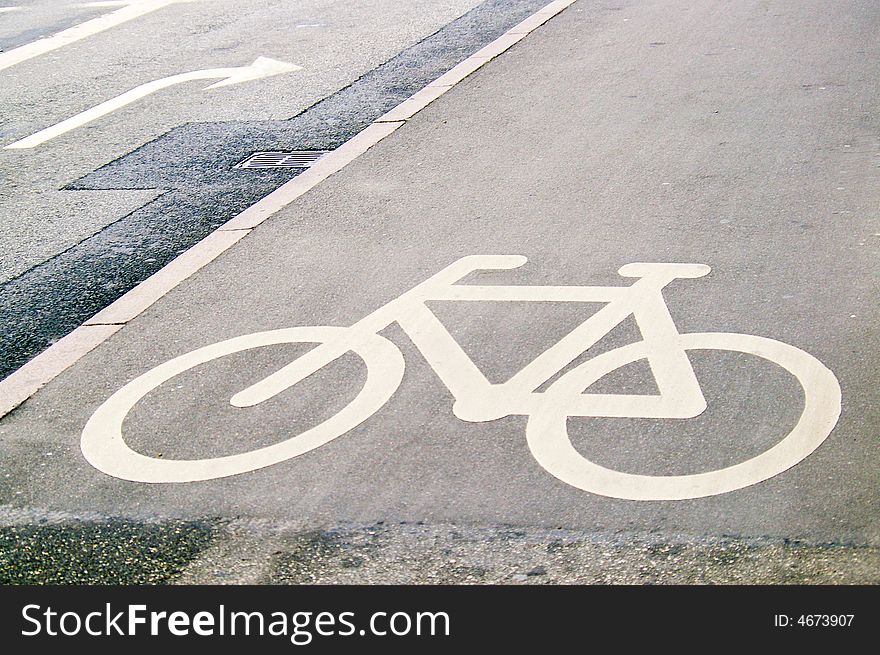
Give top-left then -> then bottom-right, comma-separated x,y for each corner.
1,0 -> 878,580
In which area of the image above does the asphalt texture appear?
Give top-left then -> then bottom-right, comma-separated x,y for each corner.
0,0 -> 488,283
0,0 -> 878,584
0,516 -> 215,584
0,0 -> 554,380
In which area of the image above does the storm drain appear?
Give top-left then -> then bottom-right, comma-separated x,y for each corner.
235,151 -> 331,169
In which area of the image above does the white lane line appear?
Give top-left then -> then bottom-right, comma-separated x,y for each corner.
218,121 -> 405,231
85,229 -> 252,325
0,0 -> 578,417
4,57 -> 301,149
0,324 -> 123,418
375,85 -> 450,122
0,7 -> 22,13
0,0 -> 196,72
0,230 -> 251,417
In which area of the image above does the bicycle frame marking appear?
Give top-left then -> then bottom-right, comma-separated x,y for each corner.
231,255 -> 710,422
81,255 -> 841,497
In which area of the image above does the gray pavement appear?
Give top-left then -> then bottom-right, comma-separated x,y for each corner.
1,0 -> 879,583
0,0 -> 483,281
0,0 -> 549,381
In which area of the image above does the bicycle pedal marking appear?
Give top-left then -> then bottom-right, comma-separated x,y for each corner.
81,256 -> 842,500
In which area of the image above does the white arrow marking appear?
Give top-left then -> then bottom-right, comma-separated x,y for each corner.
0,0 -> 196,72
4,57 -> 302,149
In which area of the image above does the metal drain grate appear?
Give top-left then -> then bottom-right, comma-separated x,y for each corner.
235,150 -> 331,169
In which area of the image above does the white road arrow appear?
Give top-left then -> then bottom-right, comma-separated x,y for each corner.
0,1 -> 197,72
4,57 -> 302,149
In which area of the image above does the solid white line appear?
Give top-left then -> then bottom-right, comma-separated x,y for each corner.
375,86 -> 450,122
85,229 -> 252,325
218,121 -> 405,231
0,0 -> 578,417
0,0 -> 193,72
0,325 -> 123,417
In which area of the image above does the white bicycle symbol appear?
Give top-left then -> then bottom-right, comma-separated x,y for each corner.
81,256 -> 841,500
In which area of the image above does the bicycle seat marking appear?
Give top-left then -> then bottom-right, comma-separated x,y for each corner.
81,256 -> 842,500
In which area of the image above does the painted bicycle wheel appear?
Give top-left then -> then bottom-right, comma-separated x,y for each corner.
526,332 -> 841,500
81,326 -> 405,483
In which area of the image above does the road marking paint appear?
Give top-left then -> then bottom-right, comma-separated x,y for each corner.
376,85 -> 450,122
527,333 -> 841,500
85,229 -> 252,325
0,0 -> 578,417
0,7 -> 22,13
218,121 -> 404,231
80,257 -> 841,494
82,327 -> 406,483
4,57 -> 301,149
0,324 -> 123,417
0,0 -> 196,72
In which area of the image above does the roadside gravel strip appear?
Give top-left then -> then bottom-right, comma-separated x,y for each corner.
188,522 -> 880,585
1,511 -> 876,585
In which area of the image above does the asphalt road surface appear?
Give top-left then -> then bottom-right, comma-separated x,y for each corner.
0,0 -> 550,379
0,0 -> 878,585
